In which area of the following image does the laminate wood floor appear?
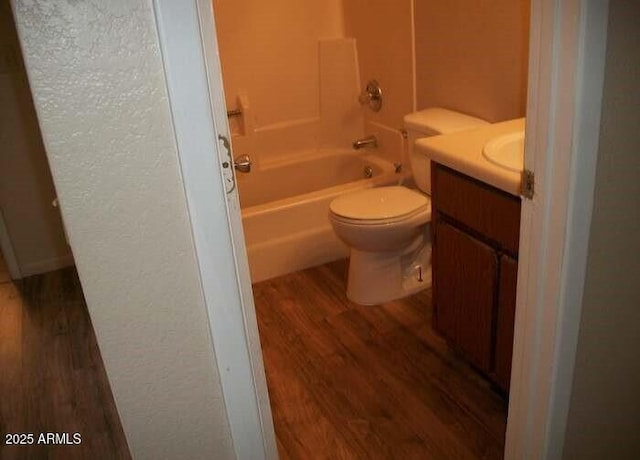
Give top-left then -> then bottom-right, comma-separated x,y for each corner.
253,259 -> 507,460
0,267 -> 130,460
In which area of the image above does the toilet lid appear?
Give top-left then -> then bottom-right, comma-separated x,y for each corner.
330,186 -> 429,221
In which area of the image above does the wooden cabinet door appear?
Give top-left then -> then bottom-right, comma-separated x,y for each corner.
494,254 -> 518,391
434,220 -> 498,372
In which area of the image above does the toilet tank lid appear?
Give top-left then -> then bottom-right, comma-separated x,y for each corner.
404,108 -> 489,135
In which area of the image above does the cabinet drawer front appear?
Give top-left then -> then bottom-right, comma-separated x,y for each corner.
433,164 -> 521,254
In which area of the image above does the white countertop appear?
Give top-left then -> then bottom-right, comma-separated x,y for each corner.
416,118 -> 525,196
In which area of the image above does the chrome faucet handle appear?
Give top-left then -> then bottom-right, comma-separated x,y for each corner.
359,80 -> 382,112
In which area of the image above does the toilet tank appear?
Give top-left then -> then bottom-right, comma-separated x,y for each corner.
404,108 -> 489,194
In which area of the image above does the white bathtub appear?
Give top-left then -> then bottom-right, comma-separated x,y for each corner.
238,149 -> 399,282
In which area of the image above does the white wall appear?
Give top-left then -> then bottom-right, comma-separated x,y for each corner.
0,0 -> 72,277
11,1 -> 235,458
563,1 -> 640,458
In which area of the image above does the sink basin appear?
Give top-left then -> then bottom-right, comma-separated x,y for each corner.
482,131 -> 525,172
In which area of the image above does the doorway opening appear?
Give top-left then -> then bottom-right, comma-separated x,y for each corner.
209,1 -> 530,457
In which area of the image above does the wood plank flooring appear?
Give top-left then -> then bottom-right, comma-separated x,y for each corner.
253,260 -> 507,460
0,257 -> 507,459
0,267 -> 130,460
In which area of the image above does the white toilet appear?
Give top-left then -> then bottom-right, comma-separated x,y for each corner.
329,108 -> 489,305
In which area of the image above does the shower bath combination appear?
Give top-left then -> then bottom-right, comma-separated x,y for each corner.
211,11 -> 406,282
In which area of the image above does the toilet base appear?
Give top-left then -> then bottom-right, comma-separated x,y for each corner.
346,241 -> 432,305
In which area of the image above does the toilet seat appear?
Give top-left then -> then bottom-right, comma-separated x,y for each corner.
329,186 -> 431,225
330,205 -> 431,227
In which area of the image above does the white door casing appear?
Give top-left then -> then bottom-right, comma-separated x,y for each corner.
152,0 -> 277,458
507,0 -> 609,458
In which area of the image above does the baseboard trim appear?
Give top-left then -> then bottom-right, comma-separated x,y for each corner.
20,253 -> 75,278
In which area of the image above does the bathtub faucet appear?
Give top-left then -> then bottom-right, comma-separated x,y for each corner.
352,135 -> 378,150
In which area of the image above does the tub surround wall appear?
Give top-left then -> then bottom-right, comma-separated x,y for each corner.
213,0 -> 362,166
319,38 -> 365,150
213,0 -> 407,169
0,2 -> 72,277
414,0 -> 530,123
213,0 -> 344,128
229,37 -> 365,167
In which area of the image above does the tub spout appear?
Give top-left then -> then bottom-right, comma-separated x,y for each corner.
352,135 -> 377,150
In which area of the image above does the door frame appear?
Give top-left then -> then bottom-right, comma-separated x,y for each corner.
152,0 -> 610,458
152,0 -> 277,458
506,1 -> 609,458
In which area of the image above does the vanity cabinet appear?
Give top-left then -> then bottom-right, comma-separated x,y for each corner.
431,163 -> 521,392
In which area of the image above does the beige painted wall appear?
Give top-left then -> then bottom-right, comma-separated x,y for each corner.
0,0 -> 72,277
563,2 -> 640,458
11,1 -> 234,458
414,0 -> 530,123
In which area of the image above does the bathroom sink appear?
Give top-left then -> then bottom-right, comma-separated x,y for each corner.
482,131 -> 525,172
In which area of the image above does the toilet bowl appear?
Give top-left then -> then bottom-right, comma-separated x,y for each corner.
330,186 -> 432,304
329,108 -> 489,305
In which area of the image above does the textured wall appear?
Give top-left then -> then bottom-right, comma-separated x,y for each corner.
563,2 -> 640,458
0,0 -> 72,276
415,0 -> 530,123
11,1 -> 235,458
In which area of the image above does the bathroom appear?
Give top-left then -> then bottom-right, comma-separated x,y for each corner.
214,0 -> 529,282
213,0 -> 529,457
7,0 -> 636,457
